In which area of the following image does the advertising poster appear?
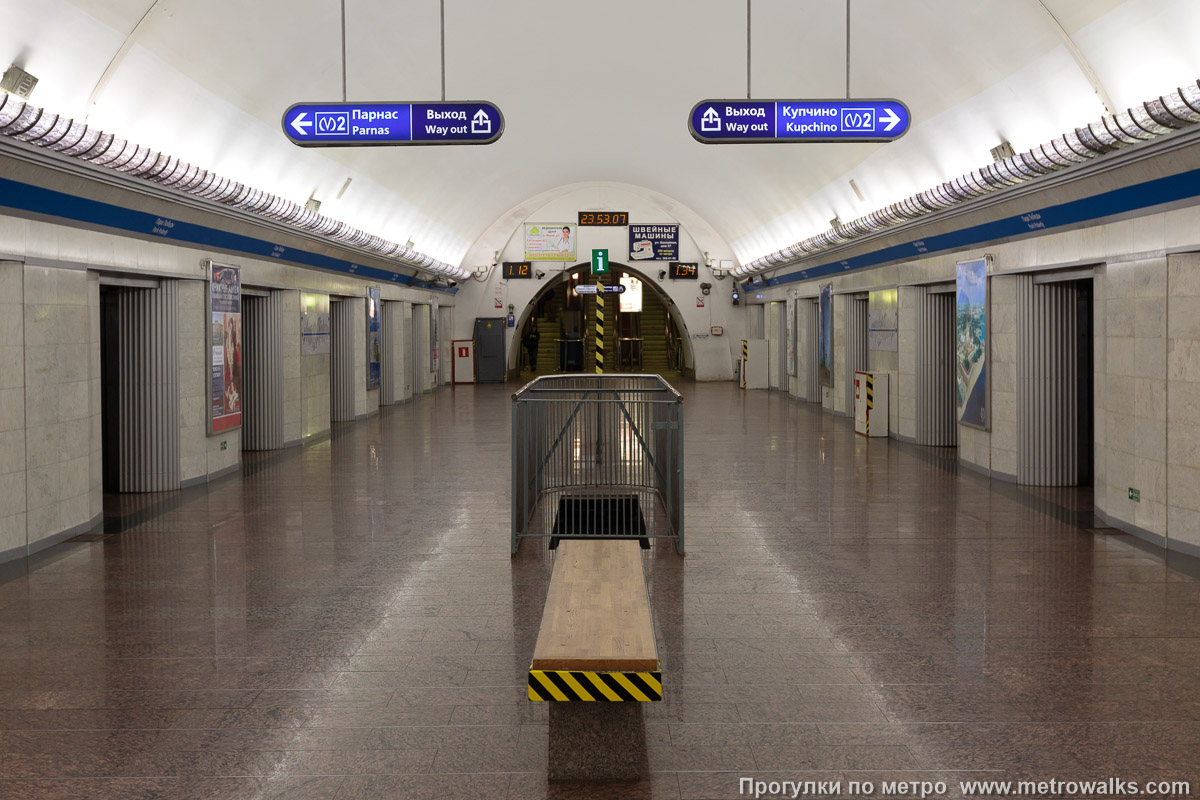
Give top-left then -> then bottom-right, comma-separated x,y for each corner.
818,284 -> 834,387
367,286 -> 381,390
956,258 -> 988,428
628,224 -> 679,261
619,275 -> 643,313
208,263 -> 242,434
525,223 -> 576,261
301,292 -> 331,355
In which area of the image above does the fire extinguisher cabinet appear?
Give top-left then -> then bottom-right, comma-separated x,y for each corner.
854,371 -> 889,437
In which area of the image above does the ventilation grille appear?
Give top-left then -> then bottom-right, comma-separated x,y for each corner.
0,94 -> 466,280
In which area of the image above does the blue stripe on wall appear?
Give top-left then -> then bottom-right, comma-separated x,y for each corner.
764,167 -> 1200,287
0,176 -> 458,292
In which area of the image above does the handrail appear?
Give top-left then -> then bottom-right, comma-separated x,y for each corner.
512,373 -> 683,402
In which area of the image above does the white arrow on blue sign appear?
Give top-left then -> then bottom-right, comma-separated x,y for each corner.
282,101 -> 504,147
689,99 -> 910,144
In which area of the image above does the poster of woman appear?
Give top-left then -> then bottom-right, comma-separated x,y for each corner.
209,263 -> 242,433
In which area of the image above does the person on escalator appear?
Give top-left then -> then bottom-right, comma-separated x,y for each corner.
522,321 -> 540,371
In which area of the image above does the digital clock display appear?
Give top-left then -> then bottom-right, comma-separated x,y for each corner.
669,261 -> 699,279
503,261 -> 532,279
578,211 -> 629,226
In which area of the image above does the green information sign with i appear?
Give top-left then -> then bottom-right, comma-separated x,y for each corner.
591,248 -> 609,275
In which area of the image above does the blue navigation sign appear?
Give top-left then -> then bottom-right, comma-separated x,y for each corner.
689,99 -> 910,144
573,284 -> 625,295
282,101 -> 503,147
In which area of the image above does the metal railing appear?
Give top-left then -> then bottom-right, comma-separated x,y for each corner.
511,374 -> 684,555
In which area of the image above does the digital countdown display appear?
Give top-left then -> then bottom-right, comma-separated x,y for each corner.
503,261 -> 532,279
669,261 -> 699,279
578,211 -> 629,226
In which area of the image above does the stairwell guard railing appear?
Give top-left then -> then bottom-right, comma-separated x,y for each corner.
511,374 -> 684,555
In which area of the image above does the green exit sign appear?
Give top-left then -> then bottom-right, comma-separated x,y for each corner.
1128,487 -> 1140,502
220,441 -> 227,451
591,248 -> 609,275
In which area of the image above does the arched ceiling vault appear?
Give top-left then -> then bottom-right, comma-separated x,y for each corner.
3,0 -> 1199,267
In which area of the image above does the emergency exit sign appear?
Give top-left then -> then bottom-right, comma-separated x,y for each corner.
592,249 -> 609,274
1128,487 -> 1140,502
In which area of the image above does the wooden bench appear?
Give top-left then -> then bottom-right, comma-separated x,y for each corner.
528,540 -> 661,780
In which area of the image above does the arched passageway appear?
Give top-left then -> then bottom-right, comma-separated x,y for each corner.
508,262 -> 694,377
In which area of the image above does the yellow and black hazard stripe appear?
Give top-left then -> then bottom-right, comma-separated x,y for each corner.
741,339 -> 748,388
865,373 -> 873,434
595,288 -> 605,373
528,669 -> 662,701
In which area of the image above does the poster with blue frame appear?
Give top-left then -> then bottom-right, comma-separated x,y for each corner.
955,258 -> 988,429
367,286 -> 381,390
818,284 -> 833,387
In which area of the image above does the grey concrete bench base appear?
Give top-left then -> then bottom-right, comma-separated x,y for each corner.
548,702 -> 648,781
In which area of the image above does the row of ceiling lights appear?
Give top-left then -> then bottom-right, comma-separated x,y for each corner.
0,91 -> 467,281
737,79 -> 1200,278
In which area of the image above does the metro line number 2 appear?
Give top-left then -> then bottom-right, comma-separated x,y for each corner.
315,112 -> 350,135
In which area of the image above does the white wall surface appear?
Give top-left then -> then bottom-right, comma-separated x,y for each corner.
0,262 -> 25,556
1,264 -> 103,559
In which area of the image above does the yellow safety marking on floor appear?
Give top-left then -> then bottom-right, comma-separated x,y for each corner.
528,669 -> 663,701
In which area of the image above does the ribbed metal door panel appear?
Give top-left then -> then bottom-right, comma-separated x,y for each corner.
330,299 -> 356,421
1017,275 -> 1079,486
242,292 -> 284,450
381,300 -> 397,405
117,282 -> 179,492
914,287 -> 958,446
844,297 -> 868,412
800,299 -> 820,401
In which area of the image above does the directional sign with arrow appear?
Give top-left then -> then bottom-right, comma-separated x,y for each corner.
573,284 -> 625,295
689,99 -> 910,144
282,101 -> 503,147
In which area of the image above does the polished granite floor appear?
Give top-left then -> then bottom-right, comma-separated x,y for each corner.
1,381 -> 1199,799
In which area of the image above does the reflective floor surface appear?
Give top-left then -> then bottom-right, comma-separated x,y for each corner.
1,381 -> 1199,799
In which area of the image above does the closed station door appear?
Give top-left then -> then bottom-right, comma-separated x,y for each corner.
474,317 -> 506,382
914,286 -> 958,447
453,340 -> 475,383
844,297 -> 869,412
1016,274 -> 1094,486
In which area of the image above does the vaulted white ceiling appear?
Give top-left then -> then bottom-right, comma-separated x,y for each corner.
4,0 -> 1199,268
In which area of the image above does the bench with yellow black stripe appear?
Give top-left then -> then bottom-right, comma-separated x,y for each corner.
529,539 -> 661,702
